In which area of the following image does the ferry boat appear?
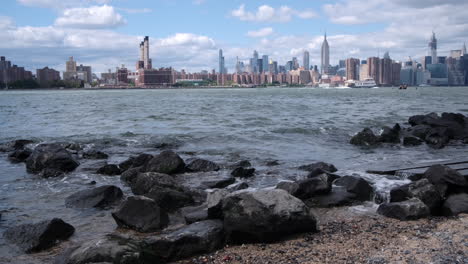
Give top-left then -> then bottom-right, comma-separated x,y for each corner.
351,78 -> 377,88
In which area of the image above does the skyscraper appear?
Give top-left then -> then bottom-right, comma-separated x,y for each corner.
345,58 -> 360,81
321,33 -> 330,74
429,32 -> 437,65
367,57 -> 380,85
462,42 -> 467,55
219,49 -> 225,74
253,50 -> 259,73
262,55 -> 269,73
303,51 -> 310,70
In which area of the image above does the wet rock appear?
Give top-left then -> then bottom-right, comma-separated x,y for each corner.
265,160 -> 280,166
377,198 -> 430,220
403,136 -> 424,146
207,189 -> 230,219
54,234 -> 143,264
40,168 -> 65,178
130,172 -> 194,211
442,193 -> 468,216
379,124 -> 401,144
82,149 -> 109,160
390,179 -> 442,214
276,181 -> 299,195
120,166 -> 142,185
299,161 -> 338,177
350,128 -> 380,146
143,150 -> 185,175
423,165 -> 468,196
407,124 -> 431,139
221,189 -> 317,242
293,174 -> 332,200
408,113 -> 439,126
233,160 -> 252,168
25,144 -> 79,174
119,153 -> 153,172
186,158 -> 220,172
425,127 -> 450,149
334,176 -> 373,201
201,177 -> 236,189
112,196 -> 169,233
226,182 -> 249,192
181,205 -> 209,224
143,220 -> 224,263
96,164 -> 121,176
65,185 -> 123,209
8,148 -> 32,163
306,187 -> 358,208
11,139 -> 35,150
231,167 -> 255,178
4,218 -> 75,253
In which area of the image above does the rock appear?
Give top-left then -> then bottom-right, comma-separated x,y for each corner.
54,234 -> 143,264
201,177 -> 236,189
120,166 -> 142,185
96,164 -> 121,176
408,113 -> 439,126
82,149 -> 109,160
298,161 -> 338,177
143,150 -> 185,175
130,172 -> 194,211
119,154 -> 153,172
231,167 -> 255,178
207,189 -> 230,219
379,124 -> 401,144
4,218 -> 75,253
265,160 -> 280,166
403,136 -> 424,146
377,198 -> 430,220
233,160 -> 252,168
350,128 -> 380,146
8,148 -> 32,163
276,181 -> 299,195
407,124 -> 431,139
65,185 -> 123,209
226,182 -> 249,192
390,179 -> 442,214
334,176 -> 373,201
10,139 -> 35,150
423,165 -> 468,196
186,158 -> 220,172
143,220 -> 224,263
306,187 -> 358,208
293,174 -> 332,200
425,127 -> 450,149
221,189 -> 317,242
181,205 -> 209,224
442,193 -> 468,216
112,196 -> 169,233
25,144 -> 79,174
40,168 -> 65,178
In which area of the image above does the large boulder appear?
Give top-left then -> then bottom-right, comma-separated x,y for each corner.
186,158 -> 220,172
423,165 -> 468,196
377,198 -> 430,220
65,185 -> 123,209
292,174 -> 332,200
407,124 -> 431,139
112,196 -> 169,233
390,179 -> 442,214
143,220 -> 224,263
130,172 -> 194,211
276,181 -> 299,195
442,193 -> 468,216
221,189 -> 318,242
379,124 -> 401,144
120,166 -> 143,185
298,162 -> 337,177
143,151 -> 185,175
306,186 -> 358,208
96,164 -> 121,176
201,177 -> 235,189
403,136 -> 424,146
425,127 -> 450,149
119,154 -> 153,172
8,148 -> 32,163
231,167 -> 255,178
408,113 -> 439,126
207,189 -> 230,219
4,218 -> 75,253
350,128 -> 380,146
181,205 -> 209,224
82,149 -> 108,160
25,144 -> 79,174
334,176 -> 373,201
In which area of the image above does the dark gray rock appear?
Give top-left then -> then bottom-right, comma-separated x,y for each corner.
143,151 -> 185,175
112,196 -> 169,233
82,149 -> 109,160
423,165 -> 468,196
408,113 -> 439,126
425,127 -> 450,149
350,128 -> 380,146
334,176 -> 373,201
40,168 -> 65,178
276,181 -> 299,195
207,189 -> 230,219
233,160 -> 251,168
306,187 -> 358,208
390,179 -> 442,215
265,160 -> 280,166
407,124 -> 431,139
377,198 -> 430,220
221,189 -> 317,242
143,220 -> 224,263
293,174 -> 332,200
299,161 -> 338,177
442,193 -> 468,216
231,167 -> 255,178
181,205 -> 209,224
379,124 -> 401,144
186,158 -> 220,172
226,182 -> 249,192
119,153 -> 153,172
201,177 -> 236,189
403,136 -> 424,146
65,185 -> 123,209
25,144 -> 79,174
4,218 -> 75,253
96,164 -> 121,176
120,166 -> 142,185
8,148 -> 32,163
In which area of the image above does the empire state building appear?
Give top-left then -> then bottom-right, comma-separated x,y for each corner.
321,33 -> 330,74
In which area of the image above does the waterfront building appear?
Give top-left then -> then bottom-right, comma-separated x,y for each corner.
345,58 -> 360,81
262,55 -> 269,73
0,56 -> 33,86
339,60 -> 345,69
303,51 -> 310,71
63,56 -> 77,80
379,55 -> 393,86
400,68 -> 414,85
117,65 -> 128,84
429,32 -> 437,65
447,57 -> 464,86
252,50 -> 259,73
392,62 -> 401,86
426,63 -> 448,85
101,69 -> 117,85
219,49 -> 225,74
367,57 -> 380,85
36,67 -> 60,87
359,63 -> 369,81
76,64 -> 92,83
321,33 -> 330,74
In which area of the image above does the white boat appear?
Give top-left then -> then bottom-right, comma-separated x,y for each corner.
351,78 -> 377,88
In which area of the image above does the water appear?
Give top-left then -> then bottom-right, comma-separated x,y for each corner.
0,86 -> 467,262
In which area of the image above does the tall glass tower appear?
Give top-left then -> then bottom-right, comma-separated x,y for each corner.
321,33 -> 330,74
429,32 -> 437,64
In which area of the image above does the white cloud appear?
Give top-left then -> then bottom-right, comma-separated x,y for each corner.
0,16 -> 16,29
231,4 -> 317,23
117,8 -> 152,14
54,5 -> 126,29
17,0 -> 111,9
247,27 -> 274,38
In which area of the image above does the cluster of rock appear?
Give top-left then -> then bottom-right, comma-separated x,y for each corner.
377,164 -> 468,220
350,112 -> 468,149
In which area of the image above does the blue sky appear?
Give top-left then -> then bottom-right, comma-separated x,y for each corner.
1,0 -> 467,74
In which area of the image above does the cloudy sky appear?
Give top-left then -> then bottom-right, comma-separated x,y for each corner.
1,0 -> 467,74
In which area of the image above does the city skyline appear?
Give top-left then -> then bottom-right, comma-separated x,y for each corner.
1,0 -> 468,74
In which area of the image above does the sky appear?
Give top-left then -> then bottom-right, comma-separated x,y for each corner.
1,0 -> 467,74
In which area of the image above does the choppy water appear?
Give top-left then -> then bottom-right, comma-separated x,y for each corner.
0,86 -> 467,263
